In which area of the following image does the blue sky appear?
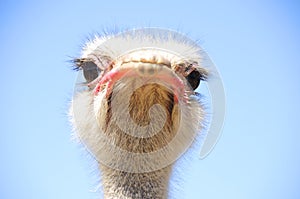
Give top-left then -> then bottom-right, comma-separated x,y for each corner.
0,0 -> 299,199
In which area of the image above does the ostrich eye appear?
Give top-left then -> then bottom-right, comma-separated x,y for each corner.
73,59 -> 100,83
81,61 -> 100,83
186,70 -> 203,90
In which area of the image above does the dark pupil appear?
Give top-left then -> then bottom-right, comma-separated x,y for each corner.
186,70 -> 201,90
82,62 -> 99,83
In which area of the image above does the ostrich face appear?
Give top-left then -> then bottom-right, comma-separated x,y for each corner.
71,29 -> 208,173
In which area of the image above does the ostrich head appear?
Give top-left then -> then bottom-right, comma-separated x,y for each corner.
70,28 -> 211,199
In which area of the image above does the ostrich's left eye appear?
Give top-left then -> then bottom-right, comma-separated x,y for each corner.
81,61 -> 100,83
186,70 -> 203,90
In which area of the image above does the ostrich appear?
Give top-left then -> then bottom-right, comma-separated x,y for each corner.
70,28 -> 209,199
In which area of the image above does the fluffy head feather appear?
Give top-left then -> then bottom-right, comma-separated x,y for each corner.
70,28 -> 208,199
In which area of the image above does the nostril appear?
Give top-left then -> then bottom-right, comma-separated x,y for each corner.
147,66 -> 155,75
137,65 -> 145,75
135,63 -> 163,76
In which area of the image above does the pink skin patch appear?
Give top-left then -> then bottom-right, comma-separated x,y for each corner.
94,67 -> 127,96
94,67 -> 187,103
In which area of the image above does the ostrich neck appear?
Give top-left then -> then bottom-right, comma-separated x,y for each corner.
100,164 -> 172,199
96,83 -> 179,199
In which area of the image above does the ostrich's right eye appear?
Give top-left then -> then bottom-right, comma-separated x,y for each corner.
81,61 -> 100,83
73,59 -> 100,83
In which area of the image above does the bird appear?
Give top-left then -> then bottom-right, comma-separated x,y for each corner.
70,28 -> 209,199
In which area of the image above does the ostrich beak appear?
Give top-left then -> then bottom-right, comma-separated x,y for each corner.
94,59 -> 187,103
